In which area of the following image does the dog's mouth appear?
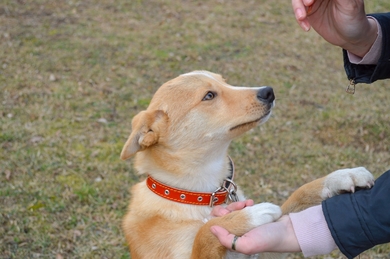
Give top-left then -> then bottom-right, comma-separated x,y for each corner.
229,110 -> 272,131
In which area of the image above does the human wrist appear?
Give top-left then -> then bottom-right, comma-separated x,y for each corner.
347,17 -> 382,65
343,17 -> 378,57
273,215 -> 301,252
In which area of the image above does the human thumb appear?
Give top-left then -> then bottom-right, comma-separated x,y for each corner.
210,225 -> 233,248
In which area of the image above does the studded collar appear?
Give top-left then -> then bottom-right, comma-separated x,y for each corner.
146,157 -> 239,207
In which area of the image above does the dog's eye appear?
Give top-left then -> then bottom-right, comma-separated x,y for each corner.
202,91 -> 216,101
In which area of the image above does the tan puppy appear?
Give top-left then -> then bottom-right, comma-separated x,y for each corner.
120,71 -> 374,259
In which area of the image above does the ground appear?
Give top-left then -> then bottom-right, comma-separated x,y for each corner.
1,0 -> 390,258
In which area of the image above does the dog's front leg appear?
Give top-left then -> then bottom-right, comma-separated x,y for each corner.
191,203 -> 281,259
281,167 -> 375,214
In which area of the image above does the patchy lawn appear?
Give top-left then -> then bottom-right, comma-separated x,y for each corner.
1,0 -> 389,258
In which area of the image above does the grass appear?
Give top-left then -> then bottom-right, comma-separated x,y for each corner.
1,0 -> 390,258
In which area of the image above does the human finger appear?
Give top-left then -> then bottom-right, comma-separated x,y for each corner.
292,0 -> 306,20
225,199 -> 254,211
210,226 -> 238,251
292,0 -> 315,31
211,226 -> 256,254
211,200 -> 254,217
210,205 -> 231,217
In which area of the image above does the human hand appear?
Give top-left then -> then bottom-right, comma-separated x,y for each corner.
210,215 -> 301,254
211,199 -> 254,217
291,0 -> 378,57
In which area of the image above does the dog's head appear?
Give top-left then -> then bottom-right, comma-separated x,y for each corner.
120,71 -> 275,163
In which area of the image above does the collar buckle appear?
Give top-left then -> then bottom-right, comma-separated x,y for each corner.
209,187 -> 223,207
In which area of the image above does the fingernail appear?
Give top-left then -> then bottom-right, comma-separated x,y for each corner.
301,21 -> 310,32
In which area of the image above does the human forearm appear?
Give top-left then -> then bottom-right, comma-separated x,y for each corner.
323,171 -> 390,258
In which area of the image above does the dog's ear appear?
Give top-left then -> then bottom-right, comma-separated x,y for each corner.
120,110 -> 168,160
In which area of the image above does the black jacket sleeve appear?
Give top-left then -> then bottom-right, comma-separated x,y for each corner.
322,170 -> 390,259
343,13 -> 390,84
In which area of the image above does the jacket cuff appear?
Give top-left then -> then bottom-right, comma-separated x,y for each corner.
344,13 -> 390,84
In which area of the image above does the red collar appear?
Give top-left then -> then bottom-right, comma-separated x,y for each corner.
146,157 -> 238,207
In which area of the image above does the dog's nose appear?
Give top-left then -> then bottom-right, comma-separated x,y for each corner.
257,87 -> 275,103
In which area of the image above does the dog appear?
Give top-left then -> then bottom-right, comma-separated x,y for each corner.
120,71 -> 374,259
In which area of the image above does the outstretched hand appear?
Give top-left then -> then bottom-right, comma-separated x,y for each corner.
210,200 -> 301,254
292,0 -> 378,57
210,215 -> 301,254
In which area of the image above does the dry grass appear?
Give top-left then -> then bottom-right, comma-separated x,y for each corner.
1,0 -> 390,258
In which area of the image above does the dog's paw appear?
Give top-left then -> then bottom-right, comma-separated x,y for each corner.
321,167 -> 375,199
244,202 -> 282,227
